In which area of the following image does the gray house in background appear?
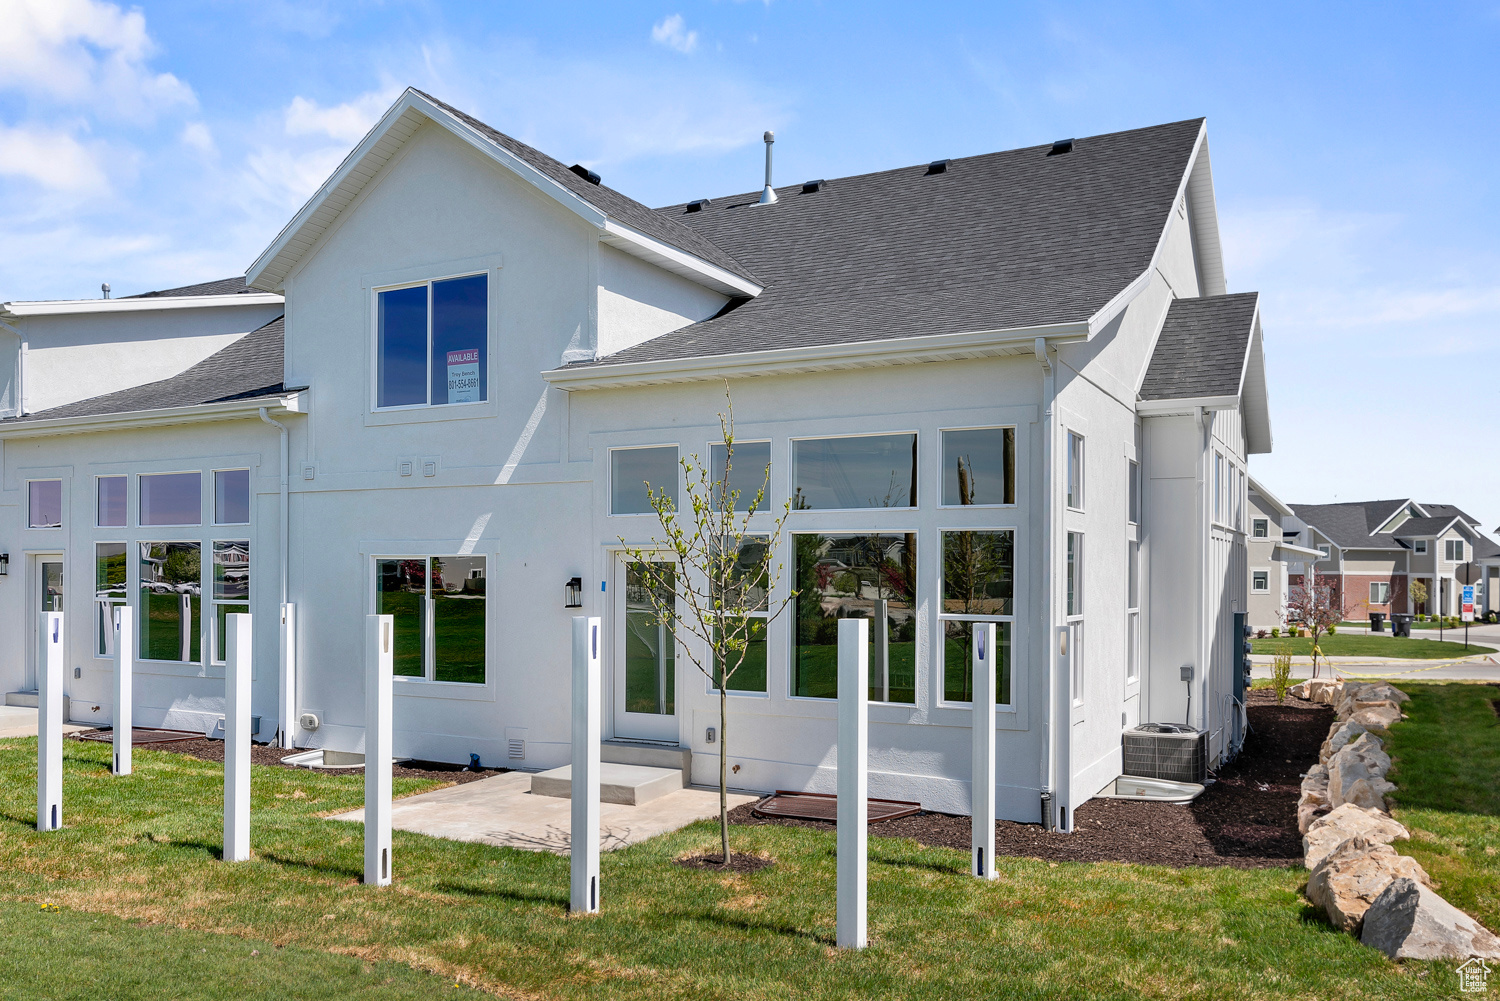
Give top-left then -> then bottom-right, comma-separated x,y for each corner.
1246,477 -> 1318,629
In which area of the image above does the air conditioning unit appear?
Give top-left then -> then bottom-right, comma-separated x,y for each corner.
1122,723 -> 1208,784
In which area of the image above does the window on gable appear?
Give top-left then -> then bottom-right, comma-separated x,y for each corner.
1446,539 -> 1465,562
1318,544 -> 1331,561
1252,518 -> 1269,539
376,273 -> 488,409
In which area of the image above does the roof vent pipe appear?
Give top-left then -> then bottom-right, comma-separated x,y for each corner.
101,283 -> 111,299
757,131 -> 777,205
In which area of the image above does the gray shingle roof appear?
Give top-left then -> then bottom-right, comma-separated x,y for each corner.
124,276 -> 254,298
1288,499 -> 1412,550
413,90 -> 757,286
3,316 -> 286,424
572,117 -> 1205,367
1420,503 -> 1481,528
1139,292 -> 1258,401
1392,515 -> 1462,539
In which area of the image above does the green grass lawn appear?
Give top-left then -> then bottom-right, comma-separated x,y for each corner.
1385,683 -> 1500,931
1250,634 -> 1493,658
0,736 -> 1466,999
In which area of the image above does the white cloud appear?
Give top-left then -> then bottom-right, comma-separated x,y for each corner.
284,87 -> 402,144
652,14 -> 699,54
180,121 -> 217,156
0,0 -> 195,120
0,124 -> 111,194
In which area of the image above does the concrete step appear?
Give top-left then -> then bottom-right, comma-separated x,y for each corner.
6,691 -> 70,719
601,738 -> 691,783
531,761 -> 683,806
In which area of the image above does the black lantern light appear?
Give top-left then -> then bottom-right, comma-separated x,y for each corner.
565,576 -> 583,608
0,553 -> 8,576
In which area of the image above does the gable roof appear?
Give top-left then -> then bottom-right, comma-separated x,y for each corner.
1419,503 -> 1482,528
1392,515 -> 1466,540
1289,500 -> 1413,550
125,276 -> 252,298
567,118 -> 1208,371
1,316 -> 287,426
247,89 -> 759,298
1139,292 -> 1258,401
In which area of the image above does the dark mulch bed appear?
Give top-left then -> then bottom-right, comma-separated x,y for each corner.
66,730 -> 506,785
730,688 -> 1332,870
674,852 -> 776,874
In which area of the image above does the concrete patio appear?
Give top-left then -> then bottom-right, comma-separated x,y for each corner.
331,771 -> 760,854
0,704 -> 91,740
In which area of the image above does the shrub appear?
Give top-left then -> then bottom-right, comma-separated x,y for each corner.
1270,627 -> 1281,638
1327,624 -> 1337,635
1418,613 -> 1428,622
1271,648 -> 1294,704
1256,629 -> 1267,639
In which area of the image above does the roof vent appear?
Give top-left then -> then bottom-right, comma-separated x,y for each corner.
801,179 -> 824,194
757,131 -> 778,205
685,198 -> 711,213
926,159 -> 950,175
1048,139 -> 1074,155
568,163 -> 601,185
100,282 -> 111,299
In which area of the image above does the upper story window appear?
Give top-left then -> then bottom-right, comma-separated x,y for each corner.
1252,518 -> 1269,539
1318,544 -> 1332,561
1065,432 -> 1084,510
28,479 -> 62,529
376,273 -> 488,409
98,476 -> 126,528
611,446 -> 679,515
1213,453 -> 1224,522
792,433 -> 916,510
1414,540 -> 1428,555
1445,539 -> 1465,562
140,472 -> 202,527
1127,459 -> 1140,525
1252,570 -> 1269,592
711,441 -> 772,511
941,427 -> 1015,507
213,469 -> 251,525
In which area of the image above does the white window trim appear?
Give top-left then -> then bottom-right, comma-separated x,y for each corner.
1370,581 -> 1391,604
1252,518 -> 1269,540
1251,569 -> 1271,593
1414,540 -> 1428,554
211,467 -> 253,527
788,430 -> 921,514
935,525 -> 1018,710
26,478 -> 64,530
608,443 -> 682,517
96,474 -> 128,529
1065,431 -> 1085,512
369,270 -> 491,414
371,554 -> 490,689
138,470 -> 206,529
1066,531 -> 1084,708
935,424 -> 1018,510
134,540 -> 210,669
709,439 -> 774,514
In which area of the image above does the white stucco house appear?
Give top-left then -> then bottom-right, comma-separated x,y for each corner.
0,89 -> 1273,831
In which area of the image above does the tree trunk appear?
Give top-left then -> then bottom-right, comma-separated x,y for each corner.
719,685 -> 731,864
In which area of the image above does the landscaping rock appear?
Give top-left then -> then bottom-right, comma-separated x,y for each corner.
1327,734 -> 1396,811
1303,803 -> 1409,868
1348,704 -> 1403,738
1298,764 -> 1331,835
1306,838 -> 1429,933
1292,679 -> 1338,703
1320,719 -> 1367,767
1360,877 -> 1500,960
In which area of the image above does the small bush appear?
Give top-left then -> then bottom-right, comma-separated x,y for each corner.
1271,649 -> 1294,703
1256,629 -> 1267,639
1270,627 -> 1281,638
1418,613 -> 1428,622
1327,624 -> 1337,635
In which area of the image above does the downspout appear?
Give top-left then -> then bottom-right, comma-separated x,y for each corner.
1196,406 -> 1211,732
1035,337 -> 1058,830
259,407 -> 292,747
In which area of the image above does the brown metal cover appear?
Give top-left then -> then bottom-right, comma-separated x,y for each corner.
750,790 -> 922,823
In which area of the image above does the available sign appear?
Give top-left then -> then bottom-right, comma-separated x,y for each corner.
446,349 -> 480,404
1462,584 -> 1476,623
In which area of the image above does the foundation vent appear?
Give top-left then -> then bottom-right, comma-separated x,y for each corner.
506,726 -> 528,760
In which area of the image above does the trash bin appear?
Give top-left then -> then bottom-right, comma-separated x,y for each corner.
1369,612 -> 1386,632
1390,613 -> 1411,638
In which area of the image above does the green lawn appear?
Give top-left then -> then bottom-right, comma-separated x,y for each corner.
1384,683 -> 1500,931
0,736 -> 1466,999
1250,634 -> 1493,659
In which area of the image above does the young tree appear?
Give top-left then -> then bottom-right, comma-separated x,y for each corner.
621,390 -> 795,865
1409,579 -> 1428,616
1283,567 -> 1359,677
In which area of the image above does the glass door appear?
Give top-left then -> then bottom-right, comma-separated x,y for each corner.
613,558 -> 679,742
28,557 -> 64,690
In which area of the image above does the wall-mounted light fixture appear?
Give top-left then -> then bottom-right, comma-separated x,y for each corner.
0,553 -> 8,576
565,576 -> 582,608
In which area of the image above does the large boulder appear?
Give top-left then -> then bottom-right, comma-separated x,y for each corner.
1361,877 -> 1500,960
1304,803 -> 1409,869
1292,678 -> 1338,703
1298,764 -> 1332,835
1306,838 -> 1429,933
1328,733 -> 1396,811
1348,704 -> 1403,738
1320,719 -> 1368,767
1334,682 -> 1377,717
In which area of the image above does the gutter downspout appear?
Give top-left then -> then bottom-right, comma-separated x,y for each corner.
1196,406 -> 1212,732
259,407 -> 293,748
1035,337 -> 1059,830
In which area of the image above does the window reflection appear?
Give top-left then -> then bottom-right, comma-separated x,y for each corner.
98,476 -> 127,528
625,562 -> 675,714
28,480 -> 62,529
711,441 -> 772,511
139,542 -> 201,663
140,472 -> 202,527
942,428 -> 1014,506
214,469 -> 250,525
611,447 -> 679,515
792,434 -> 916,510
96,543 -> 127,656
433,556 -> 486,684
376,558 -> 428,677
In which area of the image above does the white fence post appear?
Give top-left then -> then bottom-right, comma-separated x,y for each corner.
113,610 -> 133,776
365,613 -> 393,887
279,602 -> 297,748
224,613 -> 252,862
837,617 -> 868,950
571,616 -> 602,914
971,622 -> 997,879
37,611 -> 63,832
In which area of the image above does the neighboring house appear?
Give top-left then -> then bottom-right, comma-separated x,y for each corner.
1282,499 -> 1499,619
1246,477 -> 1319,629
0,89 -> 1273,831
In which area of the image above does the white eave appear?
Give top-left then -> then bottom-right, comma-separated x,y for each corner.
1272,542 -> 1323,563
0,392 -> 305,440
2,293 -> 284,317
245,88 -> 758,299
542,321 -> 1090,390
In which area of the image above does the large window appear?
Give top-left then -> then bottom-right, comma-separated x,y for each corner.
711,537 -> 769,694
1445,539 -> 1465,562
1370,581 -> 1390,604
139,542 -> 202,663
711,441 -> 772,511
140,472 -> 201,527
28,479 -> 62,529
214,469 -> 250,525
97,476 -> 126,528
611,446 -> 679,515
1065,433 -> 1084,510
376,273 -> 488,409
212,541 -> 251,663
792,434 -> 916,510
95,543 -> 127,656
939,530 -> 1013,705
792,532 -> 916,702
941,428 -> 1015,507
375,556 -> 487,684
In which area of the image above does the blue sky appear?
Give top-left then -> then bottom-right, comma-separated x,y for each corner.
2,1 -> 1498,530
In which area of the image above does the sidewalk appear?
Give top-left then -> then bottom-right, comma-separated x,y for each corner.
1249,656 -> 1500,683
